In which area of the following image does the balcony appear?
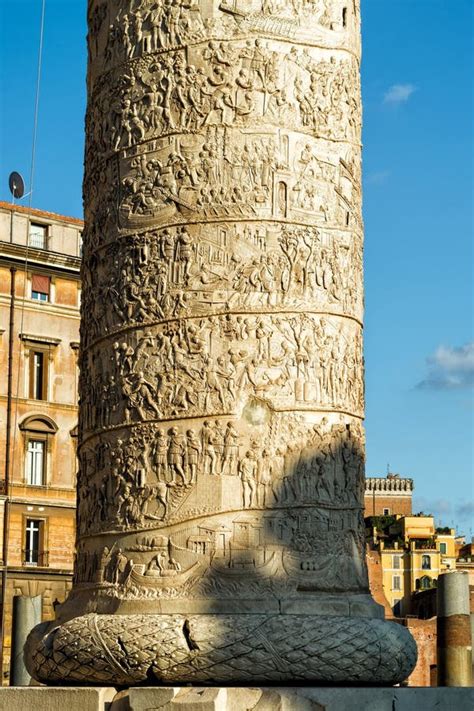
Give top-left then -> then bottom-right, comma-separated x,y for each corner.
22,549 -> 49,567
412,539 -> 437,551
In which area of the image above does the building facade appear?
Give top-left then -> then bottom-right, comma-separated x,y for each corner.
364,473 -> 413,517
365,507 -> 458,687
0,201 -> 82,682
368,515 -> 457,618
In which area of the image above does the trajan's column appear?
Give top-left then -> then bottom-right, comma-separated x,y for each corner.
27,0 -> 416,685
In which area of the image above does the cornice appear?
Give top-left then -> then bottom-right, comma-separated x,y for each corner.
0,293 -> 80,320
0,201 -> 83,227
0,240 -> 81,275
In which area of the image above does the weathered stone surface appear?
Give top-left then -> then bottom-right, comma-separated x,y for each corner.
26,612 -> 414,685
10,595 -> 42,685
118,687 -> 474,711
0,687 -> 116,711
296,688 -> 474,711
3,687 -> 472,711
25,0 -> 416,685
125,687 -> 264,711
437,572 -> 473,687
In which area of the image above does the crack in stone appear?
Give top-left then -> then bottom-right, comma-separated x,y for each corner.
183,620 -> 200,651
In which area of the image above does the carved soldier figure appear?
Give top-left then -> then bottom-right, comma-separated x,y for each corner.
185,429 -> 201,484
258,449 -> 276,507
167,427 -> 187,486
222,421 -> 239,476
212,420 -> 225,475
124,370 -> 161,421
155,481 -> 168,520
239,450 -> 258,508
201,420 -> 217,476
176,226 -> 194,282
151,428 -> 168,482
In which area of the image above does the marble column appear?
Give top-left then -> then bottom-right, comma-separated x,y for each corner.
10,595 -> 41,686
437,572 -> 472,687
26,0 -> 416,685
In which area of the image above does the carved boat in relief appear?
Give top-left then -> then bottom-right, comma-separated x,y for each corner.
129,560 -> 202,588
210,551 -> 279,576
118,203 -> 177,229
281,550 -> 333,580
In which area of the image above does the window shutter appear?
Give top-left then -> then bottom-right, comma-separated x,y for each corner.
31,274 -> 50,294
42,352 -> 48,401
29,350 -> 35,398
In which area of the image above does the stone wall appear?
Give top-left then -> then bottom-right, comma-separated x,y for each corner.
1,686 -> 473,711
398,618 -> 437,687
366,548 -> 393,618
364,494 -> 412,517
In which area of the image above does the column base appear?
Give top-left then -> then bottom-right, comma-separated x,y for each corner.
25,612 -> 417,686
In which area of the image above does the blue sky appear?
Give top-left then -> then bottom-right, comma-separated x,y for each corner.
1,1 -> 472,533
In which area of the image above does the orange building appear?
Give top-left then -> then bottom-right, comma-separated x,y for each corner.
0,201 -> 82,682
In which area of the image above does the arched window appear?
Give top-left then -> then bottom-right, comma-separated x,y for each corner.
19,416 -> 57,486
420,575 -> 432,590
422,554 -> 431,570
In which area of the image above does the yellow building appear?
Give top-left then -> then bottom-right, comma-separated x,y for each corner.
368,514 -> 457,617
0,201 -> 82,682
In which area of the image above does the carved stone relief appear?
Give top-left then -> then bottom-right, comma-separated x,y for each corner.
25,0 -> 416,686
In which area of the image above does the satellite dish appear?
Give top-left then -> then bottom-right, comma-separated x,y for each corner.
9,171 -> 25,199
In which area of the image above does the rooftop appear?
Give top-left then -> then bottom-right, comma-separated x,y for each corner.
365,475 -> 414,493
0,201 -> 84,227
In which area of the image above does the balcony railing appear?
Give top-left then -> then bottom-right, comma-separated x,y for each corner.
413,539 -> 437,550
29,234 -> 47,250
22,550 -> 49,567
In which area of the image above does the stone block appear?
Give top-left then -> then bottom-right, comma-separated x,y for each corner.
2,686 -> 473,711
0,687 -> 116,711
296,687 -> 474,711
111,687 -> 474,711
123,687 -> 263,711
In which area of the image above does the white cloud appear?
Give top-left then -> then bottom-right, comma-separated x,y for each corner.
365,170 -> 390,185
413,497 -> 453,518
383,83 -> 417,105
417,342 -> 474,390
456,501 -> 474,521
413,497 -> 474,534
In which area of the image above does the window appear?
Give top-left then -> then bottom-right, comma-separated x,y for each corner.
383,508 -> 390,515
31,274 -> 50,302
393,555 -> 400,569
78,232 -> 83,257
26,440 -> 45,485
422,554 -> 431,570
439,542 -> 447,555
393,575 -> 401,591
20,416 -> 58,487
24,519 -> 44,565
29,223 -> 48,250
419,575 -> 432,590
29,350 -> 48,400
393,598 -> 402,616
